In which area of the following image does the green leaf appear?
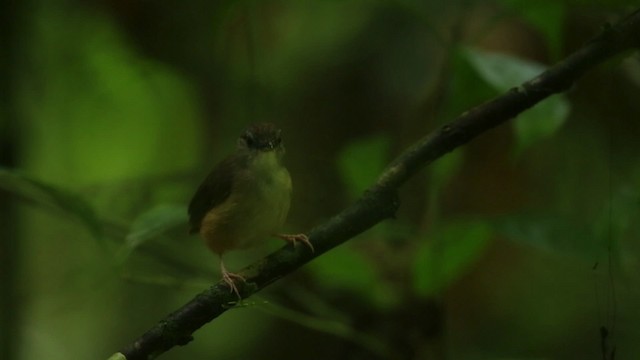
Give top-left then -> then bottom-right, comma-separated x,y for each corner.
493,212 -> 599,259
338,135 -> 390,199
463,47 -> 570,153
413,220 -> 492,297
20,11 -> 202,186
0,167 -> 104,239
441,48 -> 496,123
122,205 -> 188,257
309,245 -> 375,291
514,96 -> 569,153
309,244 -> 399,309
497,188 -> 639,260
464,48 -> 545,90
430,149 -> 463,193
106,353 -> 127,360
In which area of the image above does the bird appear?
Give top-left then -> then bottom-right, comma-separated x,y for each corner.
188,123 -> 313,298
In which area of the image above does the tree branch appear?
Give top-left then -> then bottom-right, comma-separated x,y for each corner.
114,9 -> 640,360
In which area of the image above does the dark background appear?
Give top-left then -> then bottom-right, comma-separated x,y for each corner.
1,0 -> 639,359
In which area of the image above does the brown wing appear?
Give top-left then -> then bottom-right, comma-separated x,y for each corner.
188,154 -> 246,234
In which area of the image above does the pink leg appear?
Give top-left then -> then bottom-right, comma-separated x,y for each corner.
277,233 -> 314,252
220,259 -> 245,299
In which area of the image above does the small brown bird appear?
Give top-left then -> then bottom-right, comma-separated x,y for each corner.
188,123 -> 313,297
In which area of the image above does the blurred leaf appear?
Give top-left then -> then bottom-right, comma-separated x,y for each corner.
441,48 -> 496,124
258,301 -> 394,359
512,94 -> 569,154
367,219 -> 416,247
106,353 -> 126,360
338,134 -> 390,199
428,150 -> 464,221
413,220 -> 492,297
309,244 -> 399,309
258,1 -> 372,92
463,47 -> 544,91
622,56 -> 640,88
122,205 -> 188,259
309,245 -> 374,290
593,187 -> 640,261
21,11 -> 202,186
494,190 -> 638,262
463,47 -> 570,153
430,149 -> 463,194
494,212 -> 600,259
0,167 -> 103,239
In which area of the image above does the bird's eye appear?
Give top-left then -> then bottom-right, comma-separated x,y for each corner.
275,130 -> 282,145
243,134 -> 255,147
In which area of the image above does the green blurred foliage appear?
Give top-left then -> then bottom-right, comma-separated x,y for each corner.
0,168 -> 104,240
2,0 -> 640,359
338,134 -> 390,200
498,0 -> 565,59
309,243 -> 400,310
413,220 -> 492,297
428,149 -> 464,219
430,150 -> 464,195
20,11 -> 202,184
441,47 -> 497,122
121,205 -> 188,261
464,47 -> 570,154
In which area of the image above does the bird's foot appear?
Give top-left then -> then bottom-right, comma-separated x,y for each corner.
277,233 -> 314,252
221,268 -> 245,300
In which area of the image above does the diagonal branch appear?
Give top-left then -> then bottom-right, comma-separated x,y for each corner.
113,8 -> 640,360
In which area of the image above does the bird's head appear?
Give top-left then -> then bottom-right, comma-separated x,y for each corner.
238,123 -> 284,154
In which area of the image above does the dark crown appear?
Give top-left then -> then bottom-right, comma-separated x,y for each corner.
240,123 -> 282,151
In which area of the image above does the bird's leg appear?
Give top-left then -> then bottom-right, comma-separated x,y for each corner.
276,233 -> 314,252
220,259 -> 245,299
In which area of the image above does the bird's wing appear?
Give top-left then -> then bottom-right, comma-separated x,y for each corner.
188,154 -> 244,234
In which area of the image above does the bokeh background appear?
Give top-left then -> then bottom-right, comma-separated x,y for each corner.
2,0 -> 640,359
